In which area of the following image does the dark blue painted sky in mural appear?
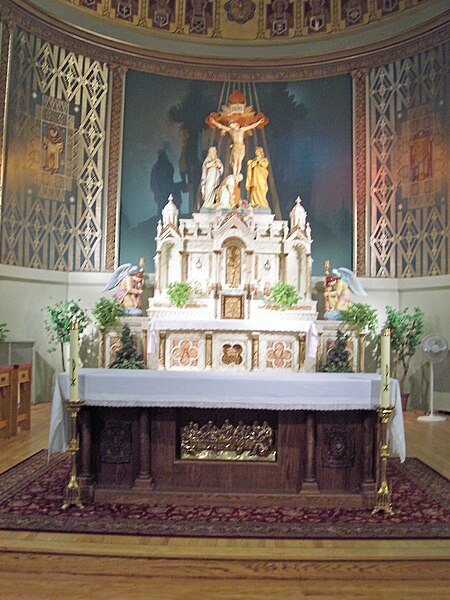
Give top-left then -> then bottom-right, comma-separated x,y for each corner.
119,72 -> 352,275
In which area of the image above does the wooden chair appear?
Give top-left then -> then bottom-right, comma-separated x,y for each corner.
13,363 -> 32,434
0,365 -> 15,438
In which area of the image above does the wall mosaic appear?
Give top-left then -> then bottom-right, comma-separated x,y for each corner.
368,43 -> 448,277
69,0 -> 428,40
0,28 -> 108,271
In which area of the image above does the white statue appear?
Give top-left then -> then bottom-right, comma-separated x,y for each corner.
200,147 -> 223,209
217,173 -> 243,209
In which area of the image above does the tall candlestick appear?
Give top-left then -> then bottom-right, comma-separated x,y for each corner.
69,321 -> 79,402
380,328 -> 390,408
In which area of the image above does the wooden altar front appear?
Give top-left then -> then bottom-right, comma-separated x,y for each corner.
78,405 -> 378,508
49,370 -> 405,509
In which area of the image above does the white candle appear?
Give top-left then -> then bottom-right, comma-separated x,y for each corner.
380,328 -> 390,408
69,321 -> 79,402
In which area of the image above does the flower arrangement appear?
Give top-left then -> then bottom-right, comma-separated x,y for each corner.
270,282 -> 299,309
167,282 -> 191,307
92,297 -> 124,329
0,322 -> 9,342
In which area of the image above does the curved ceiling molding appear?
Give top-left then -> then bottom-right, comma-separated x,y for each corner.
1,0 -> 448,80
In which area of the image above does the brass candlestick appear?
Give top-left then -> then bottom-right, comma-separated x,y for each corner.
62,399 -> 85,510
372,405 -> 395,515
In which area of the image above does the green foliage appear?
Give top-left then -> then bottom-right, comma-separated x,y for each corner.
167,282 -> 191,307
92,297 -> 124,329
109,324 -> 144,370
341,303 -> 378,337
382,306 -> 424,391
271,282 -> 299,309
321,330 -> 353,373
0,323 -> 9,342
44,300 -> 89,352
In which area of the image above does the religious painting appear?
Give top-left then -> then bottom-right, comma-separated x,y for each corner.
119,73 -> 352,275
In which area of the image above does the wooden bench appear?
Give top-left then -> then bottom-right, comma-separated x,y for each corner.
0,366 -> 15,438
0,363 -> 32,437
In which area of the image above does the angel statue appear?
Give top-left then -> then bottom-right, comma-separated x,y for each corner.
104,262 -> 144,316
324,266 -> 367,320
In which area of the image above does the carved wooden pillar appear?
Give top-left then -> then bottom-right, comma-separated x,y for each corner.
362,412 -> 376,497
315,331 -> 323,372
79,408 -> 94,502
142,328 -> 148,367
135,408 -> 154,489
205,332 -> 213,368
251,333 -> 259,370
352,69 -> 368,276
0,19 -> 13,207
159,332 -> 166,369
303,412 -> 319,491
298,332 -> 306,371
105,64 -> 128,271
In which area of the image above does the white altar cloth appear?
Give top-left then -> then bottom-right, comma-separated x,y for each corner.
49,369 -> 405,461
148,319 -> 319,358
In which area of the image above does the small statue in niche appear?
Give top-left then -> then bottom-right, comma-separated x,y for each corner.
226,245 -> 241,288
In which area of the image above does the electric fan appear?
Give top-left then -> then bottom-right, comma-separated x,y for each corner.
417,334 -> 448,422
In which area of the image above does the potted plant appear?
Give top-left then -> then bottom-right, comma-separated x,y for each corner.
271,282 -> 299,310
382,305 -> 424,409
167,282 -> 191,308
321,329 -> 353,373
44,300 -> 89,371
341,302 -> 378,372
109,324 -> 144,370
0,322 -> 9,342
92,297 -> 124,367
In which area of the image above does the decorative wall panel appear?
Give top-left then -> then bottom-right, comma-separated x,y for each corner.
65,0 -> 431,41
0,28 -> 108,271
368,44 -> 448,277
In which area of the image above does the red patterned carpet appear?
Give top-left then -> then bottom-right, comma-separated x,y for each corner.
0,451 -> 449,539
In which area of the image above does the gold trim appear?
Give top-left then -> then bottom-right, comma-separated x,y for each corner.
251,333 -> 259,370
205,331 -> 212,368
298,332 -> 306,370
159,331 -> 166,368
352,69 -> 368,276
0,1 -> 447,82
105,64 -> 126,271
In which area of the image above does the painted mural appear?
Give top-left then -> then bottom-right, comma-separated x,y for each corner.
119,73 -> 353,275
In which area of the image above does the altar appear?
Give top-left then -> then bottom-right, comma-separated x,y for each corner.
50,369 -> 405,508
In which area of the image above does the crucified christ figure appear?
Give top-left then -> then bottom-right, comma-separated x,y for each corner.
209,117 -> 264,177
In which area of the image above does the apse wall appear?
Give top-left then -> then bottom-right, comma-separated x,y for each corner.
0,8 -> 448,408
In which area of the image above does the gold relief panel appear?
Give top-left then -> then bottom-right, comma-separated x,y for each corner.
221,295 -> 244,319
266,340 -> 293,369
170,337 -> 200,367
180,419 -> 276,461
221,343 -> 244,366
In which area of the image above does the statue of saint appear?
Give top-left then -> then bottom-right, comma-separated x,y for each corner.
208,117 -> 264,176
200,146 -> 223,208
217,173 -> 243,209
246,146 -> 269,209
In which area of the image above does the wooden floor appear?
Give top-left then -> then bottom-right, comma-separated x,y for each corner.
0,403 -> 449,600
